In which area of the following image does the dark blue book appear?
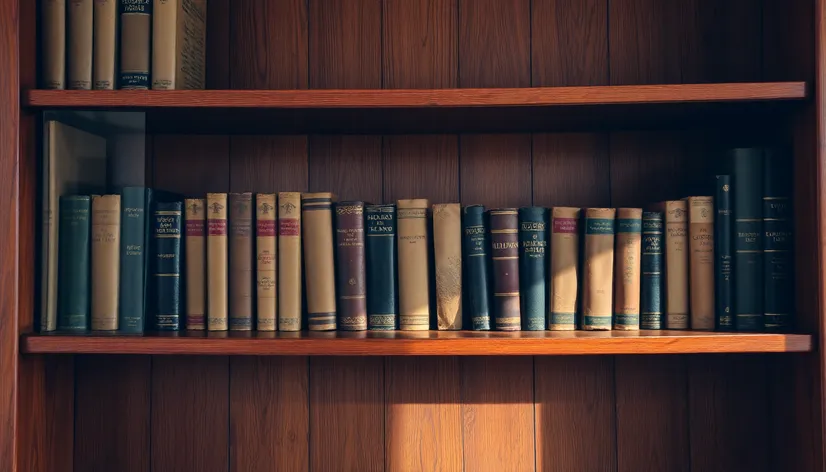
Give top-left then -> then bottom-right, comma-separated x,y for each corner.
57,196 -> 92,331
641,212 -> 663,329
152,201 -> 182,331
518,207 -> 548,331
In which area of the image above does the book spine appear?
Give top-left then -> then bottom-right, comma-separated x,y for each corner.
206,193 -> 228,331
118,187 -> 147,333
335,202 -> 368,331
42,0 -> 66,89
663,200 -> 689,329
278,192 -> 302,331
397,199 -> 431,331
549,207 -> 580,330
462,205 -> 491,330
68,0 -> 93,89
518,207 -> 547,331
256,194 -> 277,331
582,208 -> 615,330
731,148 -> 764,331
763,149 -> 794,331
490,209 -> 521,331
153,201 -> 182,331
715,176 -> 734,331
229,193 -> 254,331
614,208 -> 642,330
184,198 -> 206,330
433,203 -> 463,330
302,193 -> 337,331
57,196 -> 91,330
366,204 -> 397,330
91,195 -> 121,330
93,0 -> 117,89
640,212 -> 664,329
688,196 -> 715,330
151,0 -> 178,89
119,0 -> 151,89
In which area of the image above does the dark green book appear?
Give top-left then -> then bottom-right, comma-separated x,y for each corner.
715,175 -> 734,331
640,212 -> 663,329
57,196 -> 91,331
763,150 -> 794,332
365,204 -> 397,330
152,201 -> 182,331
518,207 -> 547,331
118,186 -> 148,333
463,205 -> 491,330
731,148 -> 764,331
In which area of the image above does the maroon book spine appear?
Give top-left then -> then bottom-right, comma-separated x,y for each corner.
335,201 -> 368,331
490,209 -> 521,331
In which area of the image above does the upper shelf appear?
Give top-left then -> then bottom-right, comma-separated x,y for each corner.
25,82 -> 807,134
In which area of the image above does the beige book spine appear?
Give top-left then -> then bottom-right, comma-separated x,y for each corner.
582,208 -> 615,330
688,196 -> 715,330
397,199 -> 430,330
613,208 -> 643,330
256,194 -> 277,331
302,193 -> 337,331
229,193 -> 254,331
152,0 -> 177,89
91,195 -> 120,330
206,193 -> 228,331
184,199 -> 206,330
663,200 -> 689,329
93,0 -> 117,89
152,0 -> 206,89
433,203 -> 462,330
68,0 -> 93,89
42,0 -> 66,89
278,192 -> 302,331
119,1 -> 151,89
549,207 -> 580,330
42,128 -> 57,331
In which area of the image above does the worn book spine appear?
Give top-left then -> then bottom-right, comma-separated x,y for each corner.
518,207 -> 547,331
184,198 -> 206,330
462,205 -> 491,330
366,204 -> 397,330
763,149 -> 793,332
206,193 -> 228,331
335,201 -> 367,331
731,148 -> 764,331
549,207 -> 580,330
152,0 -> 206,89
397,199 -> 431,331
715,176 -> 734,331
91,195 -> 120,330
256,194 -> 277,331
229,193 -> 254,331
490,209 -> 521,331
582,208 -> 615,330
641,212 -> 664,329
119,0 -> 151,89
433,203 -> 463,330
42,0 -> 66,89
303,193 -> 337,331
68,0 -> 93,89
118,187 -> 148,333
614,208 -> 642,330
93,0 -> 118,89
688,196 -> 715,330
152,201 -> 182,330
278,192 -> 302,331
663,200 -> 689,329
57,196 -> 91,330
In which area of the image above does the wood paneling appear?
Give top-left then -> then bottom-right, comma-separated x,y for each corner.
460,134 -> 532,208
206,0 -> 230,89
532,133 -> 610,208
229,136 -> 308,192
153,135 -> 230,196
383,135 -> 459,203
309,135 -> 382,202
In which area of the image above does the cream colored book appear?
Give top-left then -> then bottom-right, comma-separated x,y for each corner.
42,0 -> 66,89
152,0 -> 207,89
433,203 -> 462,330
91,195 -> 120,330
688,196 -> 715,330
582,208 -> 615,330
302,193 -> 337,331
256,194 -> 277,331
278,192 -> 302,331
93,0 -> 118,89
661,200 -> 689,329
613,208 -> 642,330
68,0 -> 93,89
206,193 -> 228,331
119,0 -> 151,89
184,198 -> 206,330
549,207 -> 580,330
397,199 -> 430,330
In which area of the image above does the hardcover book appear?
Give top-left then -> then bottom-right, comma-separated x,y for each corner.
68,0 -> 93,89
91,195 -> 121,330
614,208 -> 642,330
256,194 -> 277,331
335,201 -> 368,331
119,0 -> 151,89
582,208 -> 615,330
641,212 -> 664,329
462,205 -> 491,330
302,193 -> 337,331
185,198 -> 206,330
397,199 -> 430,331
229,192 -> 254,331
118,187 -> 149,333
518,207 -> 547,331
763,149 -> 794,331
366,204 -> 397,330
93,0 -> 118,89
42,0 -> 66,89
278,192 -> 302,331
731,148 -> 764,331
433,203 -> 463,330
206,192 -> 228,331
549,207 -> 580,330
152,201 -> 182,331
152,0 -> 207,89
57,196 -> 91,331
661,200 -> 689,329
715,176 -> 734,330
688,196 -> 715,330
490,208 -> 521,331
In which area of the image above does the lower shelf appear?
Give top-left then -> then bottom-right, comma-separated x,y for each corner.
20,330 -> 812,356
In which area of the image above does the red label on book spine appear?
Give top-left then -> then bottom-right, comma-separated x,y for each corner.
279,218 -> 299,236
257,220 -> 276,236
186,220 -> 205,236
554,218 -> 578,234
208,219 -> 227,236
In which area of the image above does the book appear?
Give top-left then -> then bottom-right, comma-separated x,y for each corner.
490,208 -> 521,331
397,199 -> 430,331
57,196 -> 91,330
206,193 -> 228,331
731,148 -> 764,331
335,201 -> 368,331
366,204 -> 397,330
118,187 -> 149,333
119,0 -> 151,89
688,196 -> 715,330
91,195 -> 120,330
641,212 -> 664,329
255,194 -> 277,331
662,200 -> 689,329
614,208 -> 642,330
229,193 -> 254,331
715,176 -> 733,330
93,0 -> 118,89
42,0 -> 66,89
433,203 -> 462,330
549,207 -> 580,331
518,207 -> 547,331
278,192 -> 302,331
67,0 -> 93,89
152,201 -> 182,331
152,0 -> 207,89
185,198 -> 206,330
302,193 -> 337,331
582,208 -> 615,331
763,149 -> 794,331
462,205 -> 491,331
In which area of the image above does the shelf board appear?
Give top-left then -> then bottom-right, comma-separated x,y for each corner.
20,331 -> 812,356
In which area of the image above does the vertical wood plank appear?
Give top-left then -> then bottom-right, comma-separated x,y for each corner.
206,0 -> 230,89
460,134 -> 532,208
229,136 -> 309,192
153,135 -> 230,196
309,136 -> 382,203
383,135 -> 459,204
532,133 -> 610,208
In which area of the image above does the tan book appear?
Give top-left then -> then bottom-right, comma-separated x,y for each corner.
119,0 -> 151,89
206,193 -> 228,331
661,200 -> 689,329
614,208 -> 643,330
549,207 -> 580,330
91,195 -> 120,330
42,0 -> 66,89
184,198 -> 206,330
302,193 -> 337,331
397,199 -> 430,330
433,203 -> 462,330
93,0 -> 117,89
229,193 -> 254,331
256,194 -> 277,331
582,208 -> 615,330
688,196 -> 715,330
152,0 -> 207,90
68,0 -> 93,89
278,192 -> 302,331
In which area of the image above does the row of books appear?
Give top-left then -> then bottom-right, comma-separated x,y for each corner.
41,0 -> 206,90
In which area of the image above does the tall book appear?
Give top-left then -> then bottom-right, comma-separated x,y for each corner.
462,205 -> 491,331
118,187 -> 148,333
67,0 -> 93,89
688,196 -> 715,330
119,0 -> 151,89
42,0 -> 66,89
715,176 -> 734,330
433,203 -> 462,330
490,208 -> 521,331
549,207 -> 580,331
152,0 -> 207,89
57,196 -> 91,331
91,195 -> 120,330
335,201 -> 367,331
229,193 -> 254,331
764,149 -> 794,331
662,200 -> 689,329
153,201 -> 182,331
582,208 -> 615,330
614,208 -> 642,330
256,194 -> 277,331
302,193 -> 337,331
278,192 -> 302,331
397,199 -> 430,331
185,198 -> 206,330
93,0 -> 118,89
518,207 -> 547,331
731,148 -> 764,331
641,212 -> 664,330
206,193 -> 228,331
366,204 -> 397,330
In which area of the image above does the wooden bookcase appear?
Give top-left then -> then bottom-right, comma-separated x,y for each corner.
2,0 -> 825,471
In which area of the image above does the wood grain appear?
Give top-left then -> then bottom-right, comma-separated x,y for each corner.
383,135 -> 459,203
153,135 -> 230,195
460,134 -> 532,208
458,0 -> 530,87
206,0 -> 230,89
532,133 -> 610,207
309,135 -> 382,202
229,136 -> 308,192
